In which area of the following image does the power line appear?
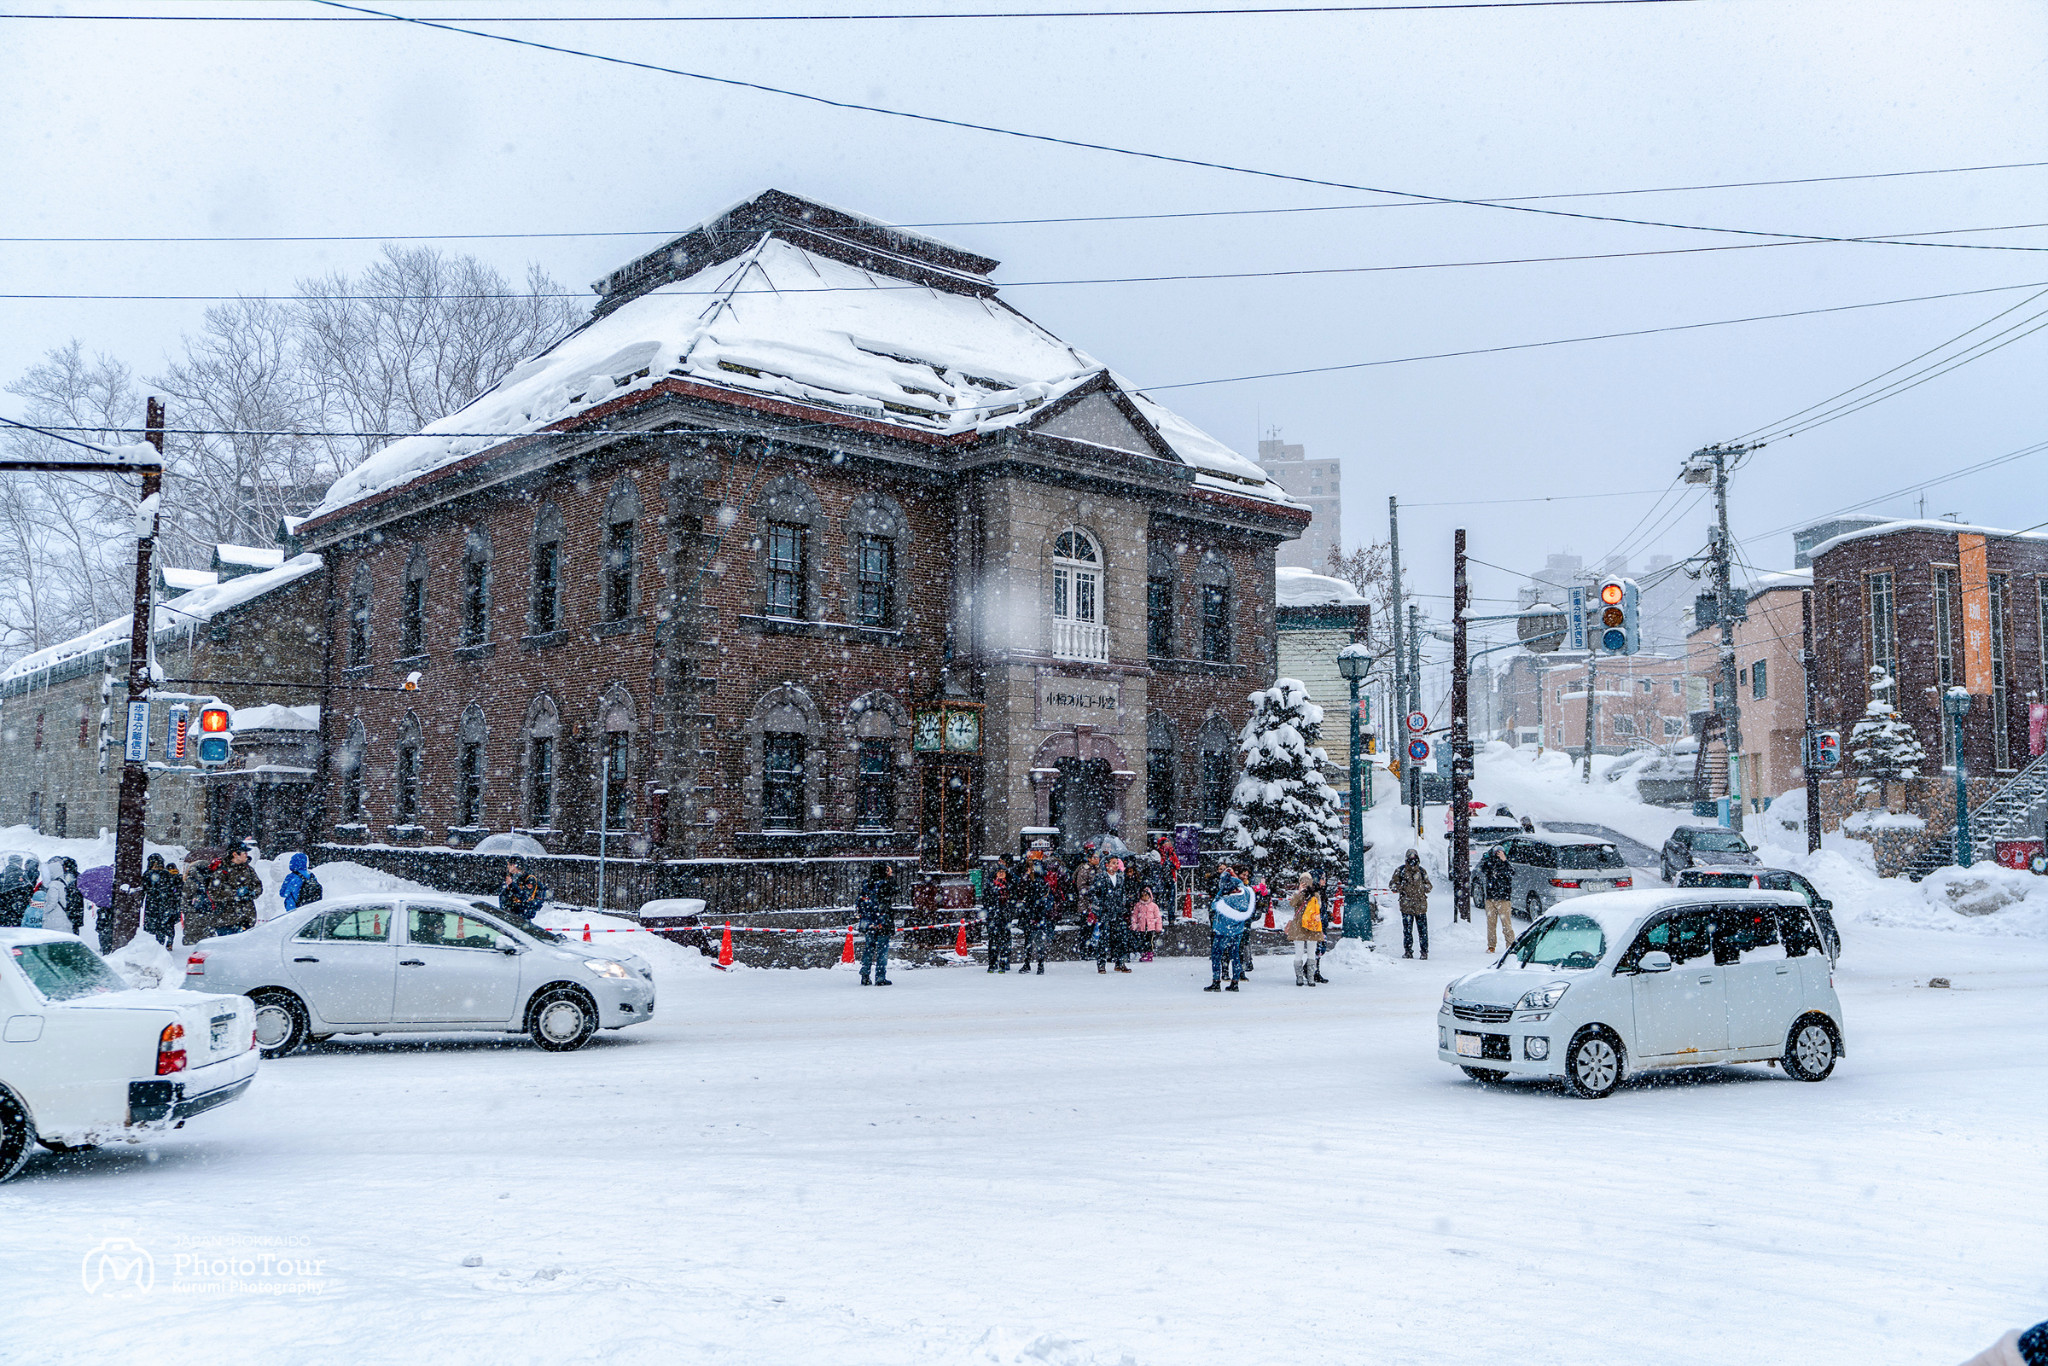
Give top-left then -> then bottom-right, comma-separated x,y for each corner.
1737,436 -> 2048,550
11,161 -> 2047,244
302,0 -> 2048,256
15,223 -> 2046,303
0,1 -> 1724,18
0,413 -> 116,456
1142,278 -> 2048,390
1402,487 -> 1667,507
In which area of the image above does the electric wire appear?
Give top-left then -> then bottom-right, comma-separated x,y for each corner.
0,413 -> 122,456
1735,435 -> 2048,550
0,1 -> 1722,20
302,0 -> 2048,257
1400,487 -> 1667,507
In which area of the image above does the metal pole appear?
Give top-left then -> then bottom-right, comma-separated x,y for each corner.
1346,671 -> 1369,940
1408,602 -> 1423,833
1711,445 -> 1746,832
1387,495 -> 1406,750
1954,711 -> 1972,867
1581,654 -> 1598,784
1535,658 -> 1545,755
1802,590 -> 1822,855
108,398 -> 165,950
597,745 -> 610,913
1451,530 -> 1472,924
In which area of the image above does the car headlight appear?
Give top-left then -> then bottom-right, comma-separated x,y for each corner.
1517,982 -> 1570,1011
581,958 -> 631,979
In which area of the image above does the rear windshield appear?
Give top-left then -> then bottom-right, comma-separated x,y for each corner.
1508,914 -> 1607,970
1557,844 -> 1625,870
1686,871 -> 1790,890
10,941 -> 125,1001
1690,830 -> 1750,852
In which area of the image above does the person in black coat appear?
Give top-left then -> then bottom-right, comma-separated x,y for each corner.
141,853 -> 183,948
1092,856 -> 1132,973
0,855 -> 32,929
855,863 -> 896,986
1017,862 -> 1054,975
982,857 -> 1015,973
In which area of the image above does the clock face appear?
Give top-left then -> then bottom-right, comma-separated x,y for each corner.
944,708 -> 981,752
913,710 -> 943,752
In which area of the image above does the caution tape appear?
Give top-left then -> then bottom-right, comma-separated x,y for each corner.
542,918 -> 980,937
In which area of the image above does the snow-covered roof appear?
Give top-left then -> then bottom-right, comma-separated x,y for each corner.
1,553 -> 322,687
1744,568 -> 1811,598
1806,518 -> 2048,561
229,703 -> 319,733
214,543 -> 285,571
306,194 -> 1295,523
159,566 -> 219,594
1275,566 -> 1368,607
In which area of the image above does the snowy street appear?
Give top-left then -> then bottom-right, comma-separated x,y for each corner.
7,904 -> 2044,1365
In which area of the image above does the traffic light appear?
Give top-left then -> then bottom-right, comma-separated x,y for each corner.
1812,730 -> 1841,769
195,704 -> 232,768
1595,576 -> 1639,655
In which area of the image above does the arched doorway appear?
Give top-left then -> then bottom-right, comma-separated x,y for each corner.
1030,729 -> 1133,856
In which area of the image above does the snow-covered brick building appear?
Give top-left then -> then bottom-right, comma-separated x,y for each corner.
294,190 -> 1309,910
0,550 -> 325,851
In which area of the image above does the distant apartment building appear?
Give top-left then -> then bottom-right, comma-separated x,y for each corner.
1257,437 -> 1342,571
1534,653 -> 1694,755
1685,569 -> 1812,810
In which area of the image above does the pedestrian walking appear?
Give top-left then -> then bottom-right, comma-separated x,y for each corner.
1205,862 -> 1256,992
24,871 -> 56,931
199,846 -> 262,942
1284,873 -> 1326,986
0,856 -> 34,929
1390,850 -> 1432,960
1018,862 -> 1054,974
983,857 -> 1015,973
1093,856 -> 1131,973
142,853 -> 183,947
856,862 -> 896,986
279,852 -> 323,914
499,858 -> 548,922
1480,845 -> 1516,954
1130,882 -> 1163,962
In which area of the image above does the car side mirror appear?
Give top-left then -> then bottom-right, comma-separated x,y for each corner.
1636,951 -> 1674,973
500,944 -> 521,956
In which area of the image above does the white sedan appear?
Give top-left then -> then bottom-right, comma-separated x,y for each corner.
1437,888 -> 1845,1098
186,895 -> 655,1056
1,928 -> 258,1181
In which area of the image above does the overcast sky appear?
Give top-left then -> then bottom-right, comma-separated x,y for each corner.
4,0 -> 2044,626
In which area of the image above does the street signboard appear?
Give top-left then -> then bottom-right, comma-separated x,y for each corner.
165,703 -> 190,761
123,700 -> 150,762
1404,711 -> 1428,733
1567,586 -> 1587,652
1407,738 -> 1430,762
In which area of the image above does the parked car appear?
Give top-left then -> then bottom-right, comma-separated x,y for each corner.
1659,825 -> 1760,882
1437,888 -> 1845,1098
0,927 -> 258,1181
1489,833 -> 1634,921
184,895 -> 655,1056
1677,867 -> 1840,961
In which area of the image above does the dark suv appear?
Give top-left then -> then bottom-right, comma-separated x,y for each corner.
1659,825 -> 1759,883
1676,866 -> 1841,961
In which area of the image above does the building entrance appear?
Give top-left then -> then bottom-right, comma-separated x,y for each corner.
1049,756 -> 1112,854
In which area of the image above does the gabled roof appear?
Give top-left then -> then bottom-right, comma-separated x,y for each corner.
304,192 -> 1297,528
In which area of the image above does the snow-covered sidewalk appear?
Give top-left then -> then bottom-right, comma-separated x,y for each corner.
5,914 -> 2043,1365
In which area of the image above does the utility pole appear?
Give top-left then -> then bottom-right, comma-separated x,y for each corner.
1408,602 -> 1424,831
1687,443 -> 1751,832
1451,530 -> 1472,923
1802,589 -> 1822,855
1581,655 -> 1599,784
1387,494 -> 1406,746
109,397 -> 166,948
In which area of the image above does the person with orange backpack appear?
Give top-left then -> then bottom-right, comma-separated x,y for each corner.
1284,872 -> 1326,987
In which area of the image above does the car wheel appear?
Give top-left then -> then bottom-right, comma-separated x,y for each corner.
527,986 -> 597,1052
1782,1014 -> 1838,1082
250,989 -> 310,1059
1564,1027 -> 1624,1099
0,1086 -> 36,1183
1460,1067 -> 1507,1085
1524,893 -> 1543,922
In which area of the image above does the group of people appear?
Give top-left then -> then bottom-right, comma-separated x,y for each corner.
147,843 -> 281,946
0,855 -> 85,939
982,841 -> 1177,976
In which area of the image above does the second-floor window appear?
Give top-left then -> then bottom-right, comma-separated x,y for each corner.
854,738 -> 894,829
1751,660 -> 1767,700
1051,529 -> 1104,660
1147,575 -> 1173,657
400,573 -> 425,658
763,732 -> 805,829
603,519 -> 635,622
533,540 -> 560,634
348,573 -> 371,668
766,523 -> 807,619
1866,571 -> 1896,704
1201,584 -> 1231,662
855,534 -> 893,627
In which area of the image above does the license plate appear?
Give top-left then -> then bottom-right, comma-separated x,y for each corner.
210,1014 -> 234,1050
1455,1032 -> 1483,1057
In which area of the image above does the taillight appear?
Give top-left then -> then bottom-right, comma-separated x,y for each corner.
1613,877 -> 1633,888
185,952 -> 206,976
156,1022 -> 187,1075
1549,879 -> 1579,888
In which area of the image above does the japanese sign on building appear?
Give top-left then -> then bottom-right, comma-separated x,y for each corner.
1035,674 -> 1122,731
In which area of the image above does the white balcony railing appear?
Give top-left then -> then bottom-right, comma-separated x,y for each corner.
1050,617 -> 1108,661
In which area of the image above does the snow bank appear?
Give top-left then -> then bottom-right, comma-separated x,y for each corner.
1275,565 -> 1366,607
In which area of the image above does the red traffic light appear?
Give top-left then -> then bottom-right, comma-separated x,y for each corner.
1599,581 -> 1625,606
198,706 -> 231,733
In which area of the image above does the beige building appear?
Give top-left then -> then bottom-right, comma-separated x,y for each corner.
1537,652 -> 1696,754
1687,569 -> 1814,812
1273,567 -> 1372,781
1257,438 -> 1342,571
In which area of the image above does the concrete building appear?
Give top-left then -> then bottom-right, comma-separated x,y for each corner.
1684,569 -> 1812,811
1256,437 -> 1341,571
297,190 -> 1308,912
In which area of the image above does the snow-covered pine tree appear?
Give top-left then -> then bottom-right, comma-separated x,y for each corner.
1222,678 -> 1347,883
1849,667 -> 1927,809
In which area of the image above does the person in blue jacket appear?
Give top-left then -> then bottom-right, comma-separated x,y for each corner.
856,863 -> 896,986
278,853 -> 321,913
1205,862 -> 1256,993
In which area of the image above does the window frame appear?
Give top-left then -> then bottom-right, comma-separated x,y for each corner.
765,521 -> 808,620
854,736 -> 895,831
762,731 -> 807,831
1865,570 -> 1896,705
1200,583 -> 1232,663
854,533 -> 894,628
461,528 -> 492,646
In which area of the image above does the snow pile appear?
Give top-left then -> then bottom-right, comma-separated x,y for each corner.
229,703 -> 318,733
1843,809 -> 1926,832
105,932 -> 176,989
1275,565 -> 1366,606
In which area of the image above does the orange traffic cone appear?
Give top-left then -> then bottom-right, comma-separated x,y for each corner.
717,921 -> 733,970
955,922 -> 971,958
840,927 -> 857,964
582,922 -> 592,943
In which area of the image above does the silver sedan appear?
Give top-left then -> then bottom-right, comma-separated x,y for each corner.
184,895 -> 655,1056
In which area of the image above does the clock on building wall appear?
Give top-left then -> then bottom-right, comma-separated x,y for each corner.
913,707 -> 944,753
943,705 -> 982,754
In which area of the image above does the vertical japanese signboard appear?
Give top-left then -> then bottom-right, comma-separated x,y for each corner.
1567,586 -> 1587,652
1959,533 -> 1993,695
123,700 -> 150,762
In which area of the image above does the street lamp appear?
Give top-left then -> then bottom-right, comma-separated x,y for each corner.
1338,643 -> 1374,941
1944,686 -> 1973,867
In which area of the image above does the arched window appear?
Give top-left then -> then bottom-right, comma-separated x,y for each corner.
456,704 -> 488,829
347,564 -> 372,668
1198,715 -> 1235,828
845,492 -> 911,629
745,684 -> 824,832
400,546 -> 428,659
530,503 -> 565,636
598,684 -> 636,832
394,712 -> 423,827
462,527 -> 493,646
755,474 -> 824,622
338,718 -> 368,826
1197,552 -> 1234,663
1050,527 -> 1106,661
1146,712 -> 1178,829
846,691 -> 908,830
1146,542 -> 1176,659
602,477 -> 641,623
521,694 -> 561,828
